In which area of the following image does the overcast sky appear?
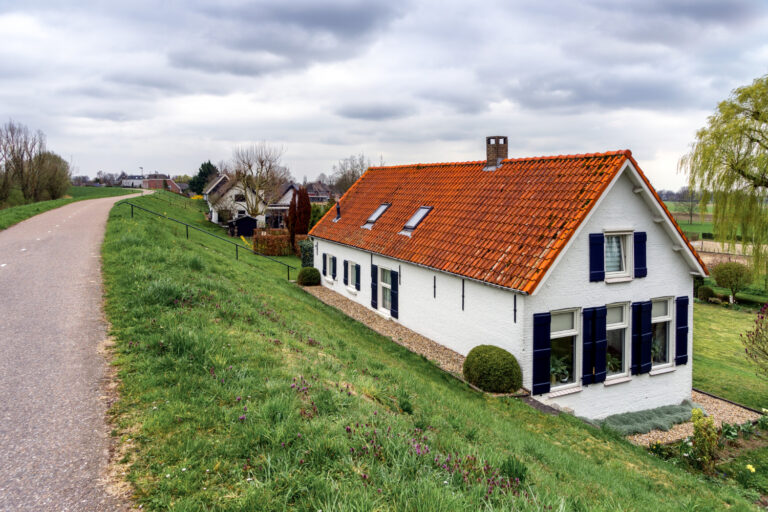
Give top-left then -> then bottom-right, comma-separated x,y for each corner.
1,0 -> 767,189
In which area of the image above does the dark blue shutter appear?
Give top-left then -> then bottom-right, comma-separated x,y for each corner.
322,253 -> 327,276
631,303 -> 641,375
589,233 -> 605,282
582,308 -> 595,385
593,306 -> 607,383
331,257 -> 337,279
390,270 -> 399,319
355,264 -> 361,291
634,232 -> 647,278
675,296 -> 689,365
371,264 -> 378,309
639,301 -> 652,374
532,313 -> 551,395
343,260 -> 348,285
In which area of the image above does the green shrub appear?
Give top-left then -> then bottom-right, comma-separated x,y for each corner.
739,421 -> 756,439
698,285 -> 715,302
500,455 -> 528,483
711,262 -> 751,303
462,345 -> 522,393
758,414 -> 768,430
720,422 -> 739,444
692,408 -> 718,474
297,266 -> 321,286
299,239 -> 314,268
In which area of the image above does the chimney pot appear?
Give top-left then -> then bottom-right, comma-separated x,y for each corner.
485,136 -> 508,170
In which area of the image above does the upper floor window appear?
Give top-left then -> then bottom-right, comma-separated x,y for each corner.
234,194 -> 246,202
362,203 -> 390,229
605,232 -> 632,280
400,206 -> 433,235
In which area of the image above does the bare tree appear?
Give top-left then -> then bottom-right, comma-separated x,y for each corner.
331,153 -> 371,195
231,142 -> 292,216
0,120 -> 46,201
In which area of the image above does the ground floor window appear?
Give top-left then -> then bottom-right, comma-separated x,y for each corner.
651,298 -> 672,367
550,310 -> 578,387
606,303 -> 629,377
347,260 -> 358,289
380,268 -> 392,312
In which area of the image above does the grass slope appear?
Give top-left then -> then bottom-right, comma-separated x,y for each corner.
693,303 -> 768,411
103,194 -> 756,511
0,186 -> 134,230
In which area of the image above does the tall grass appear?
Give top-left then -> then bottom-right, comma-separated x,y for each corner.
103,196 -> 756,511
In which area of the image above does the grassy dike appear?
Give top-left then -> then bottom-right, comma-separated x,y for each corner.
0,186 -> 135,230
102,194 -> 757,511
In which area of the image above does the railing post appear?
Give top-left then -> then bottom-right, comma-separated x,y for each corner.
287,265 -> 290,280
236,245 -> 239,260
186,225 -> 189,239
130,204 -> 134,218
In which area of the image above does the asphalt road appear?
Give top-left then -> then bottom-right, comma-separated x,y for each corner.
0,195 -> 136,511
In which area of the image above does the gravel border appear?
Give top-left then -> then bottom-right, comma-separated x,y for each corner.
626,390 -> 761,446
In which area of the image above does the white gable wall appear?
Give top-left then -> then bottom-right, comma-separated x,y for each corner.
313,239 -> 525,363
527,169 -> 694,419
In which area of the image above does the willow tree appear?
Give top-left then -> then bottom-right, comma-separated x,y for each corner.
680,74 -> 768,273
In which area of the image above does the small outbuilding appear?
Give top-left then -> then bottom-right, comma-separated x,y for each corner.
227,215 -> 258,238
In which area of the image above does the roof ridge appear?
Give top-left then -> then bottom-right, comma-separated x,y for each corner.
368,150 -> 631,170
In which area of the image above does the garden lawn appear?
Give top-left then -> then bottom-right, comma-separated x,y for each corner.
693,303 -> 768,411
717,446 -> 768,496
0,186 -> 134,230
103,195 -> 757,511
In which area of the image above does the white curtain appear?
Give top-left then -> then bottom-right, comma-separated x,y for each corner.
605,236 -> 623,272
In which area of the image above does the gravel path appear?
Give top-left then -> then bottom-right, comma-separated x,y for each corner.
0,195 -> 137,511
304,285 -> 466,375
627,390 -> 761,446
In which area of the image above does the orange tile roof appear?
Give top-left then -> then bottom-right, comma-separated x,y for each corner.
310,150 -> 706,293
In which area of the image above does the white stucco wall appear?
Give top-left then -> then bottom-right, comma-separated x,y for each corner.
312,239 -> 525,362
527,167 -> 695,419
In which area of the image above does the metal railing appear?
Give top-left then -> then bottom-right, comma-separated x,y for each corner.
117,200 -> 297,279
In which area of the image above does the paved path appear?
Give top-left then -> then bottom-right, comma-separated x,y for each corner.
0,195 -> 137,511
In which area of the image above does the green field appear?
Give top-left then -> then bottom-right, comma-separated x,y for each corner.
0,186 -> 135,230
101,193 -> 757,510
665,201 -> 714,214
693,303 -> 768,411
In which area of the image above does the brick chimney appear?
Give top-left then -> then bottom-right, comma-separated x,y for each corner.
485,136 -> 508,170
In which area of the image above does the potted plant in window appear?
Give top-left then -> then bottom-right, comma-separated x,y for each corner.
550,356 -> 570,384
607,352 -> 622,374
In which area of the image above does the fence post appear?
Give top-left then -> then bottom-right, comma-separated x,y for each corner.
287,265 -> 290,280
236,245 -> 239,260
186,225 -> 189,239
131,204 -> 134,218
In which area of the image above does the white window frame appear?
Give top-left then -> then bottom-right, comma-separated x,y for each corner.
549,308 -> 581,392
347,260 -> 358,294
605,302 -> 630,381
378,267 -> 393,315
323,254 -> 333,284
604,230 -> 633,283
651,297 -> 674,370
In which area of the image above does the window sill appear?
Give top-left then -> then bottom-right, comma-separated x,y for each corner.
548,385 -> 582,398
323,276 -> 334,284
605,275 -> 632,284
650,366 -> 675,376
604,376 -> 631,386
346,287 -> 358,296
375,309 -> 392,320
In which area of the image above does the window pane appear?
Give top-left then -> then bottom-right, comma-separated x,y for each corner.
652,300 -> 668,318
350,263 -> 357,286
652,321 -> 669,364
607,328 -> 625,375
605,235 -> 623,272
551,336 -> 575,385
381,269 -> 391,285
367,204 -> 389,223
404,207 -> 431,230
551,311 -> 574,332
606,306 -> 623,325
382,287 -> 392,311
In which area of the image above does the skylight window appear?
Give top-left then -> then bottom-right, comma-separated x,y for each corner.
400,206 -> 432,236
362,203 -> 390,229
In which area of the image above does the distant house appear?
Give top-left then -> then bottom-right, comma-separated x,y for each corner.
265,183 -> 300,229
306,181 -> 332,204
310,136 -> 708,420
203,174 -> 264,225
122,175 -> 144,188
143,178 -> 182,194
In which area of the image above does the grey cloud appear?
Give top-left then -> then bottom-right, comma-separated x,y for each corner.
335,102 -> 416,120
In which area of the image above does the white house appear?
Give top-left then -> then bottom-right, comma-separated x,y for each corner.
265,183 -> 300,229
203,174 -> 264,225
309,136 -> 708,420
121,175 -> 144,188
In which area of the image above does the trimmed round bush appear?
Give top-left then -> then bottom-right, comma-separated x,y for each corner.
463,345 -> 522,393
297,266 -> 321,286
697,285 -> 715,302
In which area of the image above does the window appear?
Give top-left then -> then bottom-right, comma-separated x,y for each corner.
651,298 -> 672,367
347,260 -> 358,289
380,268 -> 392,312
550,310 -> 578,388
362,203 -> 390,229
234,194 -> 246,202
604,233 -> 632,279
400,206 -> 432,235
606,304 -> 629,377
237,209 -> 246,217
